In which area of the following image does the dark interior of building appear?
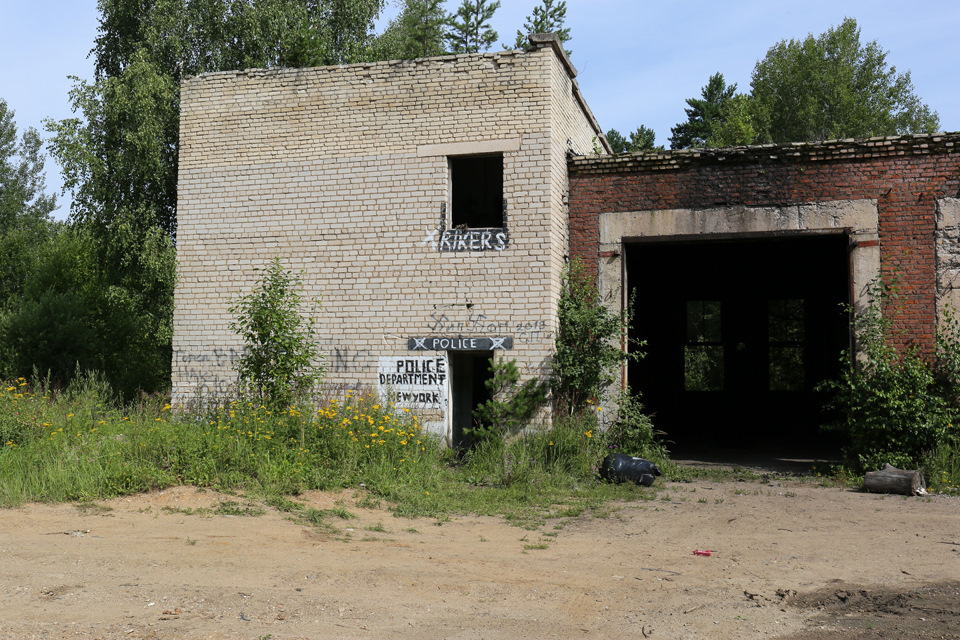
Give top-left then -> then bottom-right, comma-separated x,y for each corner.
626,233 -> 851,467
450,350 -> 494,450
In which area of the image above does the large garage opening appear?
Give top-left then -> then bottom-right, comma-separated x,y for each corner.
626,233 -> 850,462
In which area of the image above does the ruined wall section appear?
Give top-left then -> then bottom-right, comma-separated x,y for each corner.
936,197 -> 960,319
568,134 -> 960,355
173,45 -> 583,416
539,35 -> 607,311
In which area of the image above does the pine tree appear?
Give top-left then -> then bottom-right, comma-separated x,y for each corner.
445,0 -> 500,54
400,0 -> 447,58
512,0 -> 571,56
668,73 -> 737,149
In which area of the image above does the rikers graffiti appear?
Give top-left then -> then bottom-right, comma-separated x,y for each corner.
422,227 -> 508,252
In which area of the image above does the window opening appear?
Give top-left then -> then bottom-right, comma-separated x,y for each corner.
684,300 -> 723,391
768,298 -> 805,391
450,155 -> 503,229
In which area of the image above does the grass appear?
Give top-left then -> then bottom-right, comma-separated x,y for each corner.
327,506 -> 356,520
0,376 -> 664,521
3,374 -> 957,522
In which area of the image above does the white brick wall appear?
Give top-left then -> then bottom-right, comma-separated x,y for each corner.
173,38 -> 604,438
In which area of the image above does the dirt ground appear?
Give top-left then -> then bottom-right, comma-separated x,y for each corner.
1,477 -> 958,640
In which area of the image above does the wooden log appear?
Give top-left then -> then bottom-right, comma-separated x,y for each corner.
863,463 -> 926,495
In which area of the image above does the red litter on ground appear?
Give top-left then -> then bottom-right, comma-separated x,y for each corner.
693,549 -> 712,557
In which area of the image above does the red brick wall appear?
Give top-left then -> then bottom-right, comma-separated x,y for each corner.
568,135 -> 960,353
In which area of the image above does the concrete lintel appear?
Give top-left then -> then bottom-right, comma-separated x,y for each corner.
417,138 -> 522,157
597,200 -> 880,346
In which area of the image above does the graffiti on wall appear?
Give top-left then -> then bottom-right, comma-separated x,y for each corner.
427,312 -> 547,343
176,343 -> 374,399
377,355 -> 447,410
422,227 -> 508,252
327,345 -> 373,373
420,205 -> 511,253
175,348 -> 242,397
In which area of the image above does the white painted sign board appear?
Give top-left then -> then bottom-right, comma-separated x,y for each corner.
377,355 -> 448,411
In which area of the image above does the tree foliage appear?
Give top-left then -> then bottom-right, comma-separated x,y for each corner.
751,17 -> 939,142
668,19 -> 940,149
605,125 -> 661,153
705,93 -> 765,148
0,224 -> 176,396
552,258 -> 640,415
229,258 -> 323,410
668,72 -> 737,149
0,99 -> 56,231
0,101 -> 107,390
383,0 -> 448,60
48,57 -> 179,241
512,0 -> 570,55
445,0 -> 499,53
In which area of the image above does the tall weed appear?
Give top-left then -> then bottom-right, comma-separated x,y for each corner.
821,276 -> 959,476
1,379 -> 658,515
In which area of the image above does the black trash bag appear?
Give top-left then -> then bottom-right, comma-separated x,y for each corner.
601,453 -> 661,487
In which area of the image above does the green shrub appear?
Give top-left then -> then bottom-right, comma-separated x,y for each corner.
472,357 -> 549,442
601,386 -> 663,459
552,258 -> 640,415
821,276 -> 957,471
229,258 -> 323,411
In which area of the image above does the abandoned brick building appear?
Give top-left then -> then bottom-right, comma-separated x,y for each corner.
568,138 -> 960,451
172,34 -> 604,446
172,33 -> 960,451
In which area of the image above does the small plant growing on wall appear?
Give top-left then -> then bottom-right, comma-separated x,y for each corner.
552,257 -> 641,416
229,257 -> 323,411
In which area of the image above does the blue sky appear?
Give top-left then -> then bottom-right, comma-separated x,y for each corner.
2,0 -> 958,218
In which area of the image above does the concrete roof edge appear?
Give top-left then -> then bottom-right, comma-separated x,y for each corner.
568,132 -> 960,173
527,33 -> 610,153
528,33 -> 576,78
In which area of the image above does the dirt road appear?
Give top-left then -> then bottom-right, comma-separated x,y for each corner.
1,480 -> 958,639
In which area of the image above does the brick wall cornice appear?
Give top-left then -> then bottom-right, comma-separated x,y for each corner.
182,49 -> 526,87
568,132 -> 960,176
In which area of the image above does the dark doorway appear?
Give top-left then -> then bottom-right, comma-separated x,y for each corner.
626,233 -> 850,459
450,351 -> 493,450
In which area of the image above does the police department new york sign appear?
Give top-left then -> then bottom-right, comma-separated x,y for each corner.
378,356 -> 447,410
